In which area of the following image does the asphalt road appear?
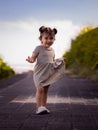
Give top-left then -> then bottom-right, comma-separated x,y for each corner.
0,71 -> 98,130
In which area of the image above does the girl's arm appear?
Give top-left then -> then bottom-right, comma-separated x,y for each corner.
26,53 -> 37,63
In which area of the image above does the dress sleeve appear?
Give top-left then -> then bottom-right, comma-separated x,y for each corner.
33,46 -> 39,57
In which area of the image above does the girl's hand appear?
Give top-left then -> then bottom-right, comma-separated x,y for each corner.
26,54 -> 37,63
26,56 -> 34,63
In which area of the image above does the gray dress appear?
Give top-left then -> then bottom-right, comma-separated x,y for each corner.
33,45 -> 65,87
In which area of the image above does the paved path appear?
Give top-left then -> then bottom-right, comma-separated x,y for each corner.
0,71 -> 98,130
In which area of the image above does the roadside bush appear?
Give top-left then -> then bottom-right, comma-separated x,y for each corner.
0,57 -> 15,80
63,27 -> 98,81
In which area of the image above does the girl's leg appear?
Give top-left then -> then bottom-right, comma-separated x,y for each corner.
35,85 -> 49,107
36,87 -> 43,107
41,85 -> 49,106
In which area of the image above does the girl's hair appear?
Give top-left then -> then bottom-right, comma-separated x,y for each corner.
39,26 -> 57,40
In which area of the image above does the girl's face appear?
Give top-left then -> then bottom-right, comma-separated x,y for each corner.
41,34 -> 55,48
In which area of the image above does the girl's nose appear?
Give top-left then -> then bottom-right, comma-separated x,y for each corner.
47,39 -> 51,42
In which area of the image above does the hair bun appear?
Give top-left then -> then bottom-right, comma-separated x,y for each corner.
39,26 -> 46,33
39,26 -> 57,35
53,28 -> 57,34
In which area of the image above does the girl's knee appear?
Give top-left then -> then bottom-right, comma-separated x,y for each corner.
37,87 -> 44,93
36,85 -> 49,94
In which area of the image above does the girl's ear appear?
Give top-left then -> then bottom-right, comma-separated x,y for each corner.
39,36 -> 42,41
53,28 -> 57,34
39,26 -> 46,33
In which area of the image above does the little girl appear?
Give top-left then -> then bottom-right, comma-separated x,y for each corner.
26,26 -> 65,115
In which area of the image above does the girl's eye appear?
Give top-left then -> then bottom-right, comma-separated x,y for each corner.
44,36 -> 54,40
45,37 -> 48,40
50,37 -> 53,40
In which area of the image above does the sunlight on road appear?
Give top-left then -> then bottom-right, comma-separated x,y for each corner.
11,95 -> 98,105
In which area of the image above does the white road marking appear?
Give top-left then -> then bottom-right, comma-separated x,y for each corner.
11,95 -> 98,105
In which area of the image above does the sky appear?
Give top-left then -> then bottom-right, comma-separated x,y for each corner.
0,0 -> 98,73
